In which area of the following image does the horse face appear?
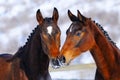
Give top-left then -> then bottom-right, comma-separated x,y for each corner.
36,8 -> 61,68
60,10 -> 95,65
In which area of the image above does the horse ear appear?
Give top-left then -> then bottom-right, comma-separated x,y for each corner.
36,9 -> 44,25
68,10 -> 78,22
52,7 -> 59,23
77,10 -> 82,21
77,10 -> 86,22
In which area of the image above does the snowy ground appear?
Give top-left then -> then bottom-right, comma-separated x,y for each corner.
49,63 -> 96,80
50,70 -> 95,80
0,0 -> 120,79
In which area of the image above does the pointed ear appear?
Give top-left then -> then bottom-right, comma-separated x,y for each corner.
36,9 -> 44,25
52,7 -> 59,23
68,10 -> 78,22
77,10 -> 82,21
77,10 -> 86,22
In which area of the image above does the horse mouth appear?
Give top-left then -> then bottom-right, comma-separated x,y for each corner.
60,58 -> 71,66
51,58 -> 62,69
50,56 -> 72,69
58,54 -> 73,66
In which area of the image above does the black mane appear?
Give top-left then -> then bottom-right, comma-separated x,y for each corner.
93,20 -> 117,47
10,25 -> 40,60
23,25 -> 40,48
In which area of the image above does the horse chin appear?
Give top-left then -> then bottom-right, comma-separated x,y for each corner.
51,58 -> 62,69
51,64 -> 60,69
64,60 -> 71,66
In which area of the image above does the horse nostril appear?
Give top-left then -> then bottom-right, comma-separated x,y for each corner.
59,56 -> 66,63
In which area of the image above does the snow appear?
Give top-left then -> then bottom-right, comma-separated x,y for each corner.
50,69 -> 96,79
0,0 -> 120,79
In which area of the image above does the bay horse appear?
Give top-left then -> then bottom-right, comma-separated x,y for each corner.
59,10 -> 120,80
0,7 -> 61,80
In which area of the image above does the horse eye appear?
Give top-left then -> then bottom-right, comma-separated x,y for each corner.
75,31 -> 81,36
52,30 -> 57,34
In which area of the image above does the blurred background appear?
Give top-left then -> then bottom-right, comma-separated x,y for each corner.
0,0 -> 120,79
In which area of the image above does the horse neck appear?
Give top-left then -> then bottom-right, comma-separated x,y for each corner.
21,26 -> 49,78
89,22 -> 120,78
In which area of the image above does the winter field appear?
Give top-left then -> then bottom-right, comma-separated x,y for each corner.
49,63 -> 96,80
0,0 -> 120,79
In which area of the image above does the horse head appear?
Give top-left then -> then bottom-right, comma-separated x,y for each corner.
59,10 -> 95,65
36,8 -> 61,68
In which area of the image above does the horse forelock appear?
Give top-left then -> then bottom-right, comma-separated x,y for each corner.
44,18 -> 52,23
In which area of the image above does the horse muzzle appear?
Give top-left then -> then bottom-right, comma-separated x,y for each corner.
51,58 -> 62,69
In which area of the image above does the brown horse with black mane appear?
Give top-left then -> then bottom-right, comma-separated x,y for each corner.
0,8 -> 61,80
59,10 -> 120,80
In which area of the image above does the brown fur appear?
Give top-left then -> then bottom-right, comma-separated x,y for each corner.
0,8 -> 60,80
60,10 -> 120,80
0,54 -> 28,80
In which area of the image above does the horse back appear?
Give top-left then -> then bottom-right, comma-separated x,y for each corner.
0,54 -> 13,80
0,54 -> 28,80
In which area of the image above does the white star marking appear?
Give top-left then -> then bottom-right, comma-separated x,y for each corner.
47,26 -> 53,35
